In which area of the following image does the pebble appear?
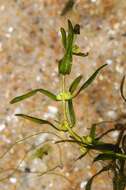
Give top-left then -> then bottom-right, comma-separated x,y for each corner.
111,131 -> 119,138
80,180 -> 87,189
0,123 -> 6,132
9,177 -> 17,184
106,59 -> 113,65
35,133 -> 49,145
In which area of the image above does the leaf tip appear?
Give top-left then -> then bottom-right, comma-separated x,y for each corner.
15,113 -> 22,117
10,99 -> 16,104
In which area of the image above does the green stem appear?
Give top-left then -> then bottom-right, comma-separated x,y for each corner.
66,126 -> 82,142
61,75 -> 81,142
61,76 -> 68,122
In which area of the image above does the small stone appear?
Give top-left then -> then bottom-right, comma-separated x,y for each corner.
48,182 -> 53,187
9,177 -> 17,184
36,75 -> 41,82
80,180 -> 87,189
90,0 -> 97,2
115,65 -> 123,74
107,110 -> 116,119
43,106 -> 58,119
0,42 -> 3,52
8,27 -> 14,33
65,172 -> 70,177
0,5 -> 5,11
111,131 -> 119,138
5,33 -> 11,38
106,59 -> 113,65
35,133 -> 49,145
74,167 -> 79,172
0,123 -> 6,131
48,106 -> 58,115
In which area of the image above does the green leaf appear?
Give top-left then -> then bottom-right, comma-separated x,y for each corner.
15,114 -> 59,131
59,20 -> 82,75
74,64 -> 108,97
85,165 -> 110,190
69,75 -> 83,94
68,20 -> 74,36
10,88 -> 57,104
120,75 -> 126,103
67,20 -> 74,52
73,24 -> 80,34
89,124 -> 96,141
58,20 -> 74,75
68,99 -> 76,127
93,153 -> 116,162
60,27 -> 67,49
91,143 -> 117,151
93,151 -> 126,161
58,54 -> 72,75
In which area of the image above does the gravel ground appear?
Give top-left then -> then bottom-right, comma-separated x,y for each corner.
0,0 -> 126,189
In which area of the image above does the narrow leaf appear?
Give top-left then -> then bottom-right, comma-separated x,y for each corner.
10,88 -> 57,104
67,19 -> 74,50
75,64 -> 107,97
91,143 -> 117,151
85,165 -> 110,190
68,99 -> 76,127
68,19 -> 74,35
93,153 -> 116,162
58,20 -> 74,75
73,52 -> 89,57
90,124 -> 96,141
60,27 -> 67,49
120,75 -> 126,103
69,75 -> 83,94
93,151 -> 126,161
15,114 -> 59,131
73,24 -> 80,34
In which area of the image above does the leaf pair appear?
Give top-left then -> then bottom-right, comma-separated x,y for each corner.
74,64 -> 108,97
10,88 -> 57,104
67,64 -> 107,127
66,74 -> 83,127
68,64 -> 107,97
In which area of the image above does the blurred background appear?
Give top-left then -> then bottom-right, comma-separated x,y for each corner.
0,0 -> 126,189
